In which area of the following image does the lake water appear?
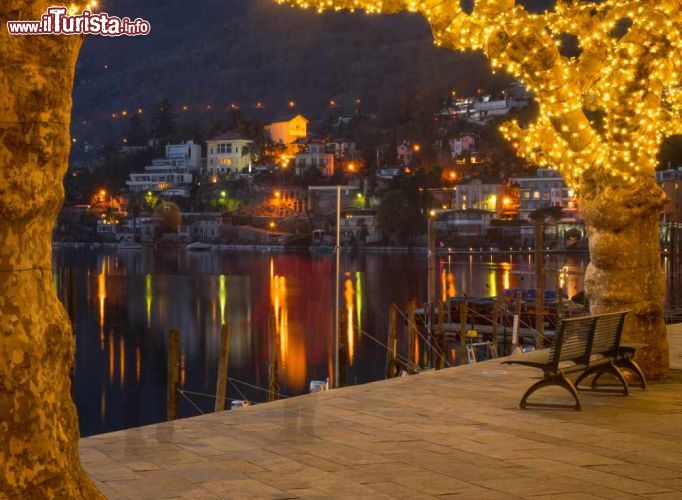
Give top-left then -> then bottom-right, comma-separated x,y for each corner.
52,248 -> 677,437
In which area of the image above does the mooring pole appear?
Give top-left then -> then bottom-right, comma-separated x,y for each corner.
407,301 -> 417,374
515,290 -> 523,351
492,297 -> 499,357
386,304 -> 398,377
267,310 -> 279,402
334,185 -> 341,388
534,219 -> 545,349
214,323 -> 231,412
459,301 -> 468,365
427,216 -> 436,341
437,300 -> 445,370
166,330 -> 180,421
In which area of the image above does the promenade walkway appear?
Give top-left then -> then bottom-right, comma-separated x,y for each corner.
80,326 -> 682,499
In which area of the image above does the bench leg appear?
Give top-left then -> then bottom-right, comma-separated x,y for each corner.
520,373 -> 581,411
617,357 -> 647,390
575,366 -> 603,389
575,362 -> 631,396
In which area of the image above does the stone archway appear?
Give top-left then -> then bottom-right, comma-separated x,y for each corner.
1,4 -> 102,497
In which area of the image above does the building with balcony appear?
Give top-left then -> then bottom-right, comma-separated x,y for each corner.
125,141 -> 201,198
509,169 -> 580,221
205,132 -> 253,175
295,141 -> 335,177
454,177 -> 508,218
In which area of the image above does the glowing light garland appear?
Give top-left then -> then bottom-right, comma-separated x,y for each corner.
275,0 -> 682,188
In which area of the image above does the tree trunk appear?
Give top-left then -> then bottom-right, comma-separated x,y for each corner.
582,176 -> 669,380
0,5 -> 101,498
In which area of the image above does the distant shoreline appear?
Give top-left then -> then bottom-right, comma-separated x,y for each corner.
51,241 -> 591,255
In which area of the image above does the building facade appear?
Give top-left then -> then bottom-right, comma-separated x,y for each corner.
205,132 -> 253,175
510,169 -> 580,221
295,142 -> 335,177
657,168 -> 682,222
264,114 -> 308,151
454,177 -> 508,218
126,141 -> 201,198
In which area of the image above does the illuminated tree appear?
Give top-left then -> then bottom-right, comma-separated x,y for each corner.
0,2 -> 102,498
277,0 -> 682,378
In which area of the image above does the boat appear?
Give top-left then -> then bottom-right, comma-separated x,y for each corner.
186,242 -> 212,252
117,234 -> 143,251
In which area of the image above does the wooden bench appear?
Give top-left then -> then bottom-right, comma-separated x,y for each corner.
502,311 -> 646,410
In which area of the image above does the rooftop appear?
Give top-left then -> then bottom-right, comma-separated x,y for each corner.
206,132 -> 252,143
81,325 -> 682,499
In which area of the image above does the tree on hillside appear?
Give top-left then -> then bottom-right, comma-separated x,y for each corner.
278,0 -> 682,379
126,113 -> 148,147
150,98 -> 177,142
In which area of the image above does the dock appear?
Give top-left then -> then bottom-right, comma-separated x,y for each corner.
80,325 -> 682,499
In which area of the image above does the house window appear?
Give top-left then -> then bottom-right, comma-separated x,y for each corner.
216,143 -> 232,154
533,191 -> 541,200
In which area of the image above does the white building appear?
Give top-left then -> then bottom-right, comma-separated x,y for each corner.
126,141 -> 201,198
451,95 -> 526,124
205,132 -> 254,175
449,134 -> 476,159
510,169 -> 580,221
326,139 -> 357,159
434,209 -> 494,237
295,142 -> 335,177
340,209 -> 380,244
454,177 -> 507,217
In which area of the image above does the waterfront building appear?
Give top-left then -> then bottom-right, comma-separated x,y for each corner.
509,168 -> 580,222
340,208 -> 381,244
434,208 -> 495,237
126,141 -> 201,198
454,176 -> 508,218
205,132 -> 254,175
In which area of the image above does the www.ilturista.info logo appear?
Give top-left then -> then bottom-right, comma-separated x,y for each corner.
6,5 -> 151,36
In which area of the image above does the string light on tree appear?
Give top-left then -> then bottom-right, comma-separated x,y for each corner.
275,0 -> 682,378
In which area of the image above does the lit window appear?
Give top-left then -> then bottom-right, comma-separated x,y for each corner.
533,191 -> 541,200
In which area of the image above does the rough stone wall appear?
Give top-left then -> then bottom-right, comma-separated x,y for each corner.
0,3 -> 101,498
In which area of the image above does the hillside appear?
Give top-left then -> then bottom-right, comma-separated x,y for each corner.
72,0 -> 554,142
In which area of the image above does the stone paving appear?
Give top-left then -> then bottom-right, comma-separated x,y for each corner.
80,326 -> 682,499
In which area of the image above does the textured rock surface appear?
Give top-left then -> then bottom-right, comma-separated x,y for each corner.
583,175 -> 670,380
0,3 -> 101,498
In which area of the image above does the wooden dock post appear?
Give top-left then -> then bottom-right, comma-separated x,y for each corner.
166,329 -> 180,421
214,323 -> 231,412
534,219 -> 545,349
492,297 -> 499,357
437,301 -> 445,370
407,301 -> 417,374
386,304 -> 398,378
514,290 -> 523,350
338,309 -> 348,387
267,311 -> 279,402
459,301 -> 468,365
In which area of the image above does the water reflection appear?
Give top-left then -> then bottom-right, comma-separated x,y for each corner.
54,248 -> 679,437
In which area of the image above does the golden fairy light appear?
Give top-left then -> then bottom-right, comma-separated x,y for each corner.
276,0 -> 682,189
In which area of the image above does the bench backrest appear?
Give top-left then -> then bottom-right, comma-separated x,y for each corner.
549,316 -> 596,370
590,311 -> 628,357
548,311 -> 630,371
